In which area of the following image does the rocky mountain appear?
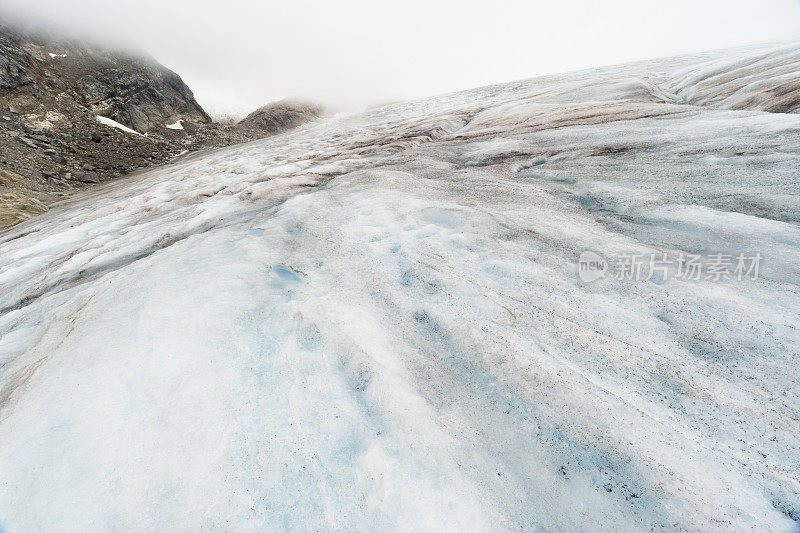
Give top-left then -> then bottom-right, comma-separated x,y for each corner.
238,100 -> 322,139
0,21 -> 321,229
0,23 -> 211,130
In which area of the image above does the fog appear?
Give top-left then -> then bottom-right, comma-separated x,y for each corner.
3,0 -> 800,118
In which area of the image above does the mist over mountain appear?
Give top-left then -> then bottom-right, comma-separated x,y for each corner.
3,0 -> 800,114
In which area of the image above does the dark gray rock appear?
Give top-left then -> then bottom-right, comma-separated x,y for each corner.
0,31 -> 33,91
19,137 -> 38,149
74,172 -> 100,183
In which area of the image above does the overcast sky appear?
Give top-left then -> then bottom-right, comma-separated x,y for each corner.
3,0 -> 800,117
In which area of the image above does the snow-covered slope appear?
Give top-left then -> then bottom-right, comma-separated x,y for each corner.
1,44 -> 799,531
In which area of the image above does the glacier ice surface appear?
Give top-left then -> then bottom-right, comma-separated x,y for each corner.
1,44 -> 800,531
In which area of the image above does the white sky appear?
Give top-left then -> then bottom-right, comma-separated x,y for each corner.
3,0 -> 800,118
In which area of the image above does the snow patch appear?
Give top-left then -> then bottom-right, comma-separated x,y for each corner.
165,119 -> 184,130
96,116 -> 145,136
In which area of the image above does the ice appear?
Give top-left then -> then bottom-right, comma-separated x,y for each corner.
665,43 -> 800,113
1,44 -> 800,531
96,115 -> 145,136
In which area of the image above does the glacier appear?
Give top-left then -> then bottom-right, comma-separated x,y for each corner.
1,44 -> 800,531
